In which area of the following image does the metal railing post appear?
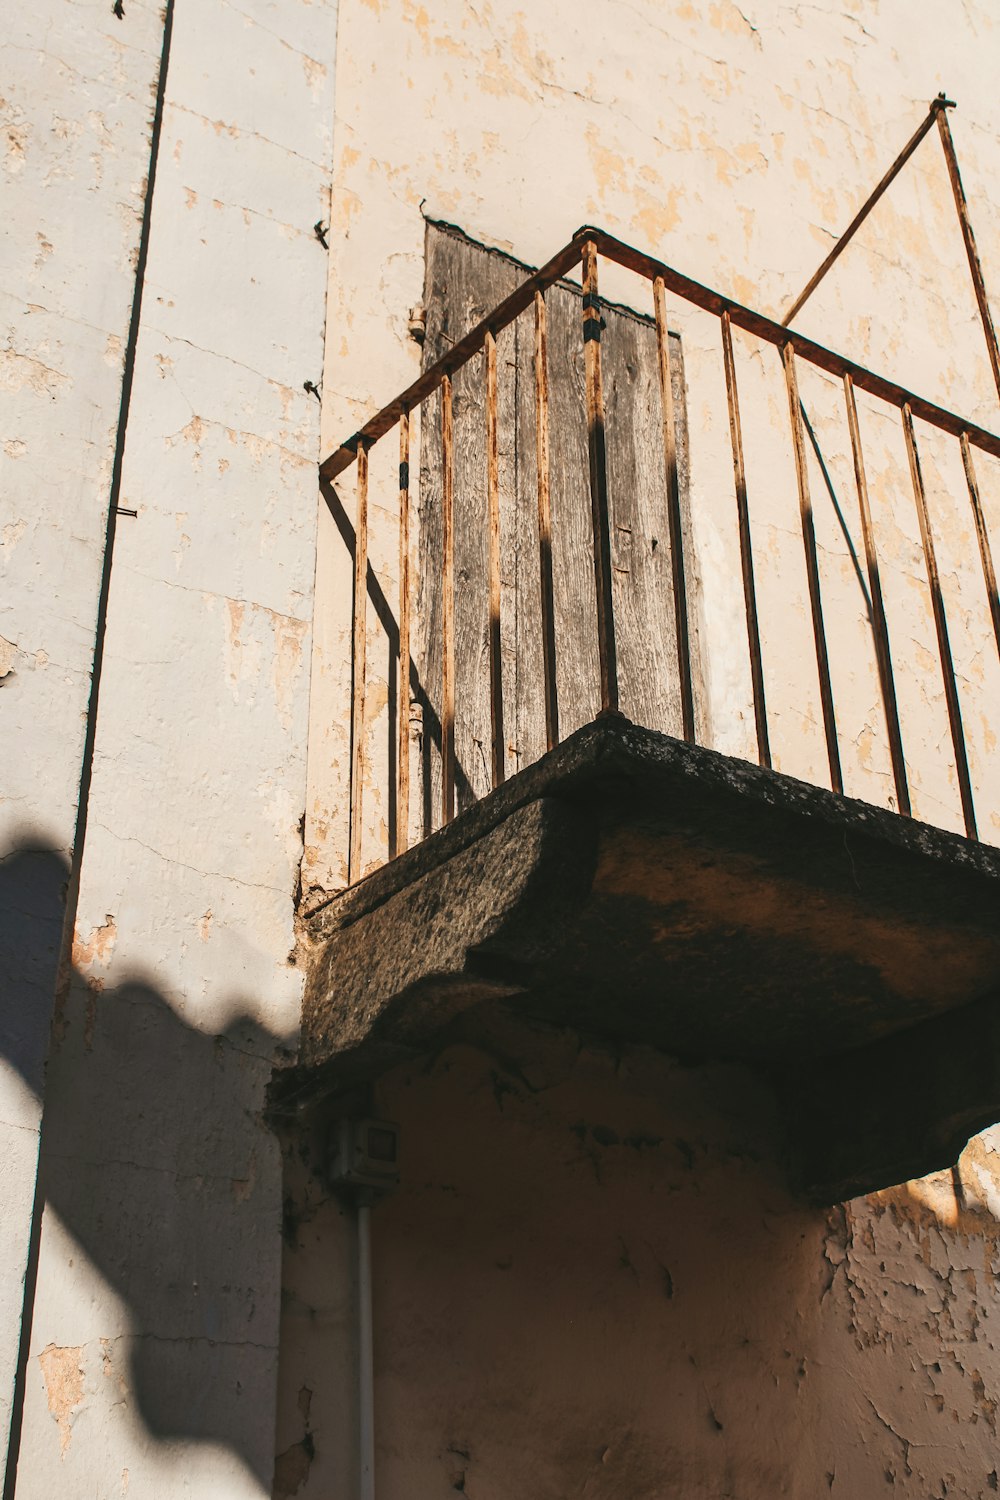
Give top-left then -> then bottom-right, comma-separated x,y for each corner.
721,312 -> 770,768
349,442 -> 370,882
843,374 -> 910,815
441,375 -> 456,824
783,341 -> 843,794
902,404 -> 977,838
582,240 -> 619,714
395,412 -> 411,856
960,433 -> 1000,664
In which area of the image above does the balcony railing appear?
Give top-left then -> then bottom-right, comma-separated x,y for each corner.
321,226 -> 1000,885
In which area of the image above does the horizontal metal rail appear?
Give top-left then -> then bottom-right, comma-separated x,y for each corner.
321,225 -> 1000,480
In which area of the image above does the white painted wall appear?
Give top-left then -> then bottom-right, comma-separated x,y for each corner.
3,0 -> 337,1492
1,2 -> 169,1479
306,0 -> 1000,892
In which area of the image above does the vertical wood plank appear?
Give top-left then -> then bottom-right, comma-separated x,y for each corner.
601,300 -> 685,737
782,341 -> 842,794
653,276 -> 694,742
902,405 -> 977,838
417,230 -> 519,819
582,241 -> 618,714
534,290 -> 559,752
721,312 -> 770,768
349,443 -> 369,882
519,277 -> 597,751
418,226 -> 703,802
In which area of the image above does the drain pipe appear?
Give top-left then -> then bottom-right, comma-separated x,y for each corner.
357,1198 -> 375,1500
329,1117 -> 400,1500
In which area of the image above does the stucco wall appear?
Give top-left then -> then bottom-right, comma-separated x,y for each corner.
3,0 -> 337,1493
305,0 -> 1000,892
8,0 -> 1000,1494
1,2 -> 169,1477
278,1013 -> 1000,1500
280,5 -> 1000,1498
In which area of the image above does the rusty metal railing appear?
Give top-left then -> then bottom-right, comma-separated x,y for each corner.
323,226 -> 1000,883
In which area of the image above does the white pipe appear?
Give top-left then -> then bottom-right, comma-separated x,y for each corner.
358,1201 -> 375,1500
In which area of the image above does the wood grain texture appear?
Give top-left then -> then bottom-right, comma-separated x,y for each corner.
417,225 -> 703,830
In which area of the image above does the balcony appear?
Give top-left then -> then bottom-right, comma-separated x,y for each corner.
284,226 -> 1000,1203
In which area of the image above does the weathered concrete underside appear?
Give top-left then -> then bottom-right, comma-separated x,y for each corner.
286,717 -> 1000,1202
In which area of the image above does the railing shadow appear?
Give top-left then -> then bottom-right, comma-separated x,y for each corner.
320,477 -> 476,852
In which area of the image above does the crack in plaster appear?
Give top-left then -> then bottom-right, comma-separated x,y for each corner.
90,819 -> 290,898
144,328 -> 321,419
114,561 -> 312,627
165,100 -> 330,175
218,0 -> 334,70
156,409 -> 316,472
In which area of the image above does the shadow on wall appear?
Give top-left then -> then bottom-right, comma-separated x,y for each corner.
0,839 -> 293,1491
8,838 -> 1000,1498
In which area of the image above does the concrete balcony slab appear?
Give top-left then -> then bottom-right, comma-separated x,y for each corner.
281,717 -> 1000,1202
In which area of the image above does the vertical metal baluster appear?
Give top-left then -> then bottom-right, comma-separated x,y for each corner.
653,276 -> 695,742
582,240 -> 619,714
535,290 -> 559,752
783,341 -> 843,794
349,442 -> 369,882
441,375 -> 456,824
720,312 -> 770,767
960,433 -> 1000,663
843,374 -> 910,816
395,410 -> 411,856
902,405 -> 977,838
485,331 -> 505,787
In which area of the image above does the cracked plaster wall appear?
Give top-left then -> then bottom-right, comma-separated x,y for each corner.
277,1020 -> 1000,1500
8,0 -> 1000,1495
3,0 -> 337,1494
306,0 -> 1000,892
281,3 -> 1000,1497
1,2 -> 169,1480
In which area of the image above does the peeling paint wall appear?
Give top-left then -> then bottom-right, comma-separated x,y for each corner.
1,3 -> 169,1478
284,4 -> 1000,1497
4,0 -> 337,1493
10,0 -> 1000,1494
279,1016 -> 1000,1500
306,0 -> 1000,890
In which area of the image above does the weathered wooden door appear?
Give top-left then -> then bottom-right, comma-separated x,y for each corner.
415,223 -> 701,835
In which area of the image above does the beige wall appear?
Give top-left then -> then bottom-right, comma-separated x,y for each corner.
278,1014 -> 1000,1500
280,6 -> 1000,1499
305,0 -> 1000,893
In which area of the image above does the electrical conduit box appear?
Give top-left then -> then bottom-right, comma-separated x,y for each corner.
329,1118 -> 400,1197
